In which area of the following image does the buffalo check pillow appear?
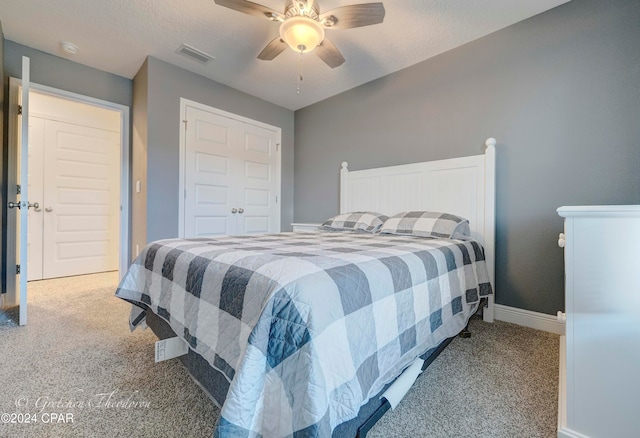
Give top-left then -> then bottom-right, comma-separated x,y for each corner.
322,212 -> 389,233
380,211 -> 470,239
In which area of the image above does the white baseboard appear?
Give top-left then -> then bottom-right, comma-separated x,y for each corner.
494,304 -> 565,335
558,427 -> 590,438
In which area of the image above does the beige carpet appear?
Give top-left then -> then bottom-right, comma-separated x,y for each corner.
0,273 -> 559,437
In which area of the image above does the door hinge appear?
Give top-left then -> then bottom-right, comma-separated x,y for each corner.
16,184 -> 21,195
276,195 -> 278,204
18,105 -> 22,115
276,143 -> 280,152
183,119 -> 188,130
16,264 -> 20,274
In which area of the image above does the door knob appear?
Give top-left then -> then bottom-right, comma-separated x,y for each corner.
45,207 -> 54,213
28,202 -> 39,211
238,208 -> 244,214
7,201 -> 20,209
231,208 -> 238,214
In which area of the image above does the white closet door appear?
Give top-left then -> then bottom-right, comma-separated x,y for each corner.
27,117 -> 45,281
42,120 -> 120,278
237,121 -> 279,234
184,105 -> 280,238
184,106 -> 239,237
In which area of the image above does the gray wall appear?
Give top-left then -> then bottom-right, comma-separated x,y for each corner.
3,40 -> 132,107
2,40 -> 132,290
294,0 -> 640,315
132,57 -> 295,245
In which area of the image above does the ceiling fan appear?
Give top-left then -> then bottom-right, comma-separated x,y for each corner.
213,0 -> 385,68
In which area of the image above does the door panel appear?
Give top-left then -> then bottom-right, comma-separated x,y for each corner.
42,120 -> 120,279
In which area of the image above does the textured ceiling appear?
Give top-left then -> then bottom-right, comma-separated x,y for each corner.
0,0 -> 570,110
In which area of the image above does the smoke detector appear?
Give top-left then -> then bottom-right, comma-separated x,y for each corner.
60,41 -> 78,55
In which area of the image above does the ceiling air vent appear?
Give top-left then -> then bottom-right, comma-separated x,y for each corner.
176,43 -> 215,65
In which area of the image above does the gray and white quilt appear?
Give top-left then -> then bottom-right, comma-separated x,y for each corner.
116,231 -> 492,437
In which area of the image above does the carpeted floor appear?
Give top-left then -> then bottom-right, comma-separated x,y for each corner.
0,273 -> 559,438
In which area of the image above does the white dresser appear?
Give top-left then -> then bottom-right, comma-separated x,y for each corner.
557,205 -> 640,438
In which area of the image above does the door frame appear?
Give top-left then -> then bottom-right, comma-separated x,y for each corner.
177,98 -> 282,237
6,78 -> 130,301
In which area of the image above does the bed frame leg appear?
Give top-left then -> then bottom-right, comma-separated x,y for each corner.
459,322 -> 472,338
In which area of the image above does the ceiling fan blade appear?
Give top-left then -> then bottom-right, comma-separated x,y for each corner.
320,3 -> 385,29
315,38 -> 345,68
257,37 -> 288,60
213,0 -> 283,20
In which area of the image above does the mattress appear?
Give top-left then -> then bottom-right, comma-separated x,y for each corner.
116,231 -> 492,437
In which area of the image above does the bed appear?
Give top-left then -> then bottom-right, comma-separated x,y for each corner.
116,138 -> 496,437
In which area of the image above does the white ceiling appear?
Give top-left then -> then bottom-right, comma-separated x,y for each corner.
0,0 -> 570,111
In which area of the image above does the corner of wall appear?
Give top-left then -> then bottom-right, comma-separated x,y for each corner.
131,57 -> 148,260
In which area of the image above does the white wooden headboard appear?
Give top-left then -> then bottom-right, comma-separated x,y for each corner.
340,138 -> 496,322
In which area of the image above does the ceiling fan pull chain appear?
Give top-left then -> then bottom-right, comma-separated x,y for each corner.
297,49 -> 304,94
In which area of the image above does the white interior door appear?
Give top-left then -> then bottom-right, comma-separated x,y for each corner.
42,120 -> 120,278
184,106 -> 238,237
236,121 -> 279,234
5,57 -> 32,325
19,58 -> 31,324
183,104 -> 280,238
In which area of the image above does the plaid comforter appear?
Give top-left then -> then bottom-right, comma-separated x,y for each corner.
116,231 -> 492,437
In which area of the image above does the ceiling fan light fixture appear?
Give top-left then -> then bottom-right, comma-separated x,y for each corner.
279,16 -> 325,53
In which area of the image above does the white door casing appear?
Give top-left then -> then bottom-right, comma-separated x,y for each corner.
180,100 -> 281,237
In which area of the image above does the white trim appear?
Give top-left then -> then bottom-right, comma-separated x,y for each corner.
178,98 -> 282,237
7,78 -> 131,280
482,139 -> 496,322
494,304 -> 565,335
558,428 -> 591,438
558,335 -> 567,434
557,205 -> 640,218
